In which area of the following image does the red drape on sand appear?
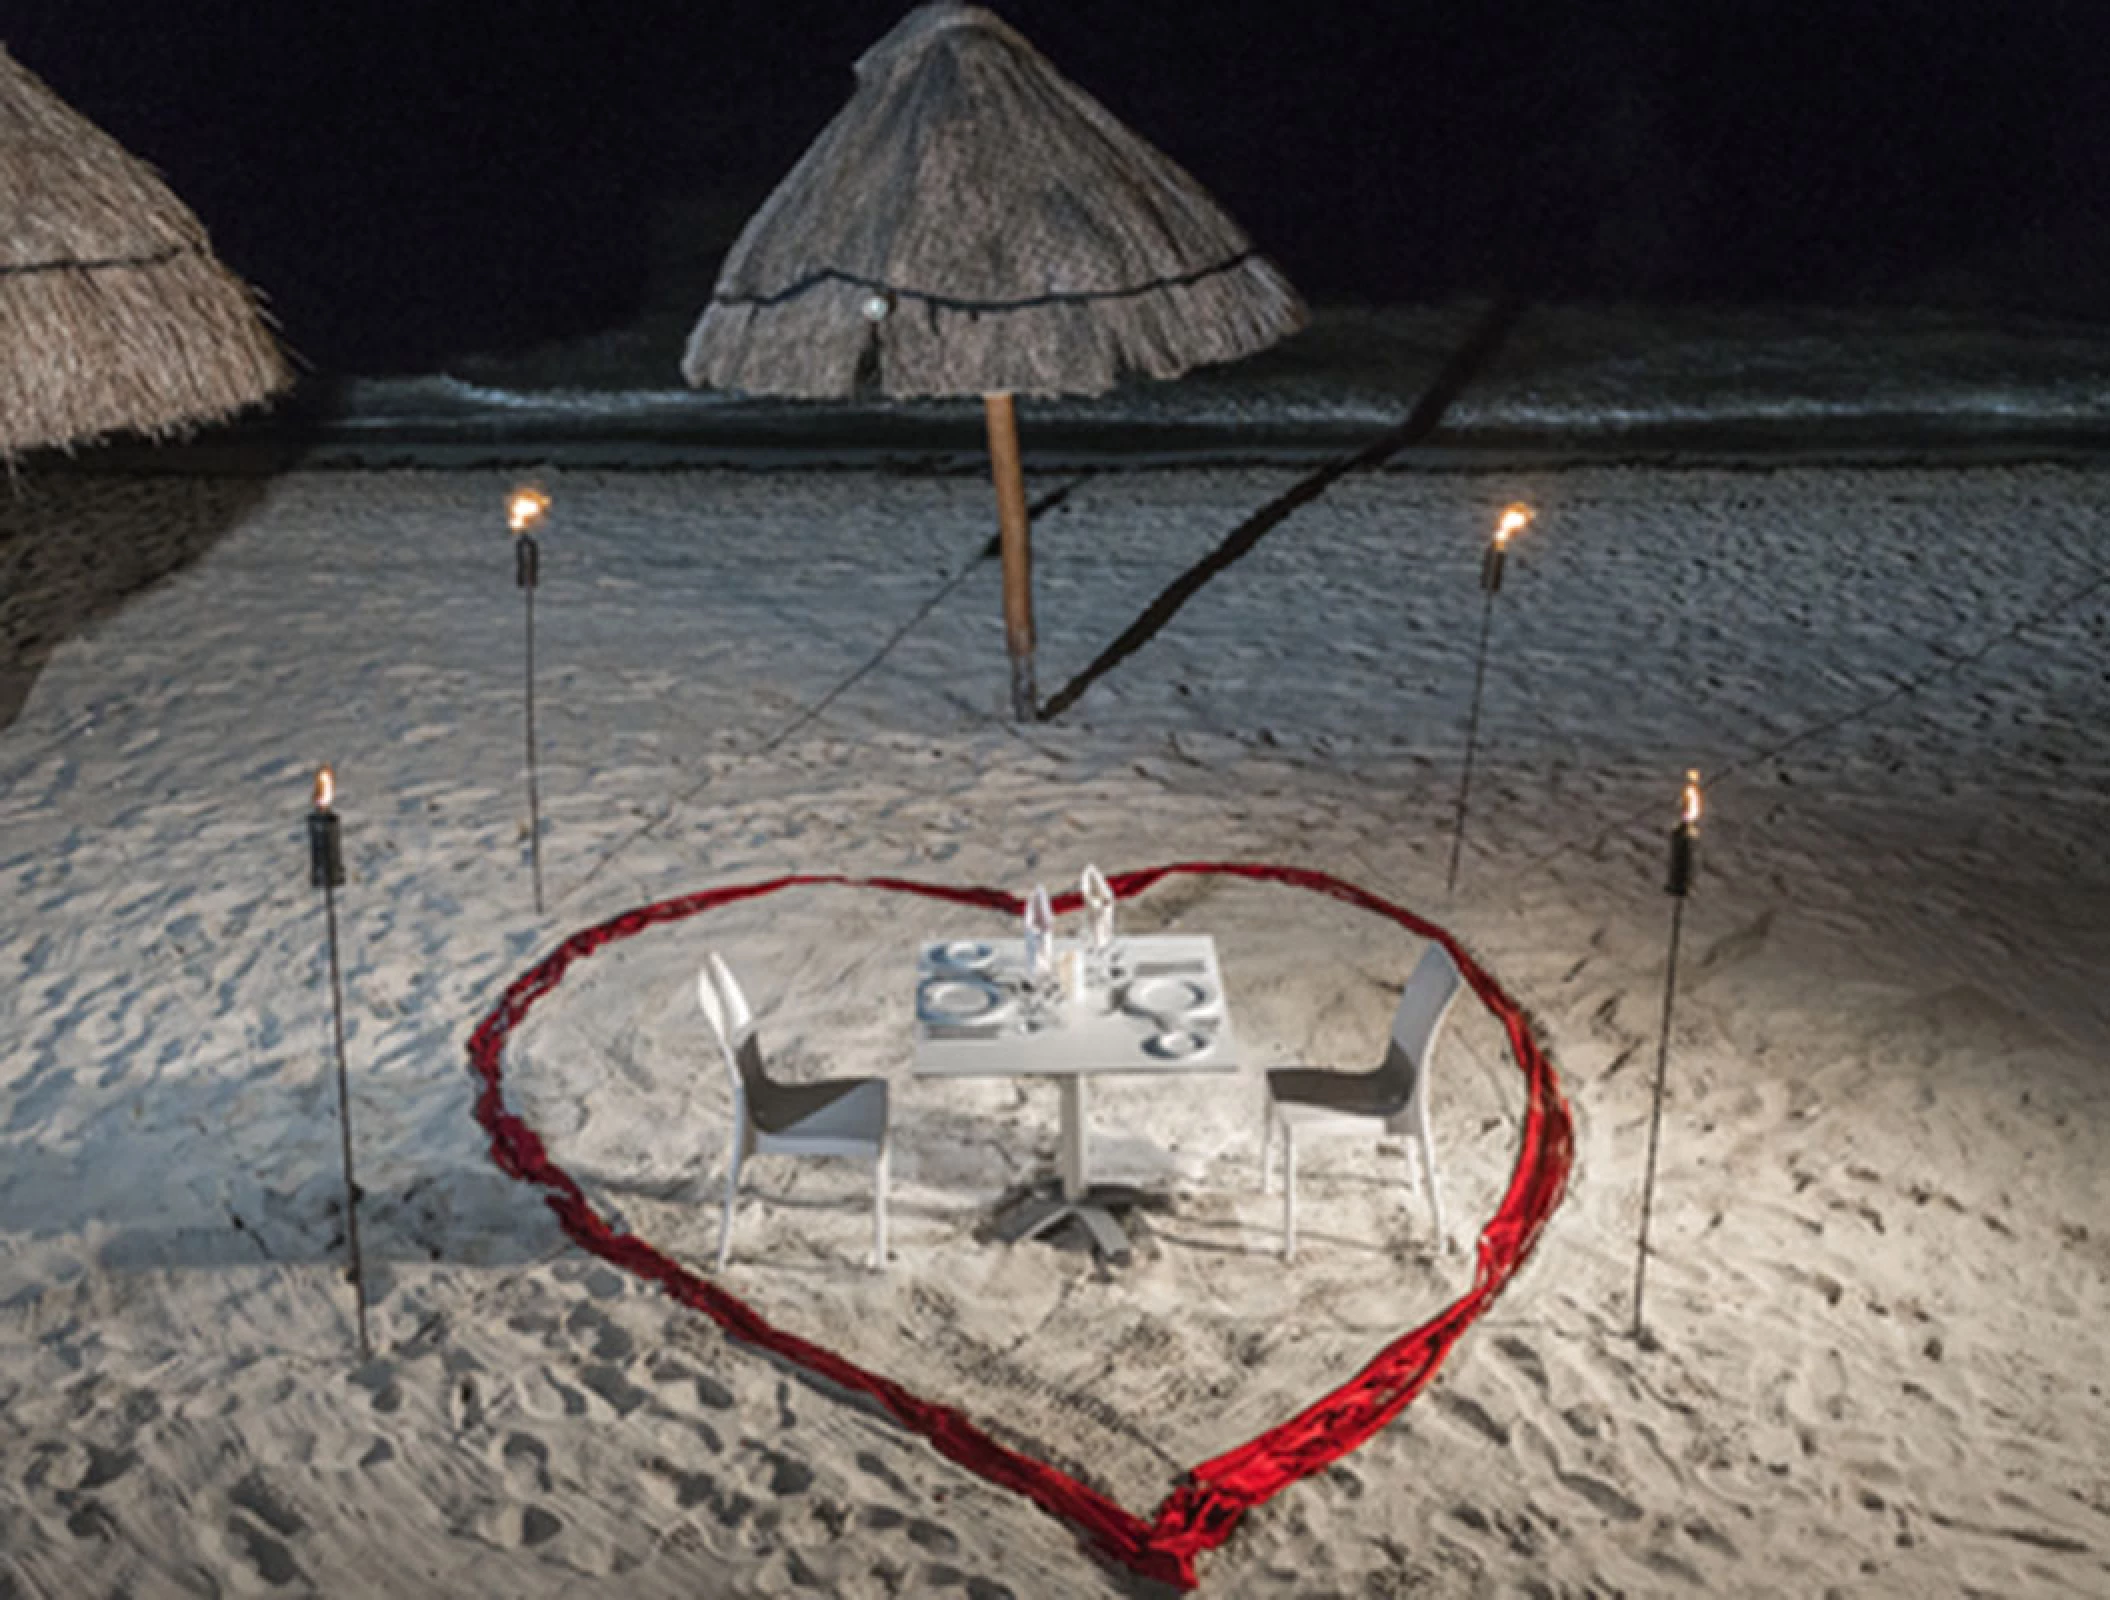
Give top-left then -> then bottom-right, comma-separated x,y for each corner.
464,864 -> 1573,1589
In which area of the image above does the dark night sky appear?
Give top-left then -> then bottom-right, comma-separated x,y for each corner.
10,2 -> 2110,374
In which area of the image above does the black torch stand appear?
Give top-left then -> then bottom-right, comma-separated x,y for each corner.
518,532 -> 544,915
1631,819 -> 1696,1347
1445,543 -> 1506,896
309,807 -> 369,1360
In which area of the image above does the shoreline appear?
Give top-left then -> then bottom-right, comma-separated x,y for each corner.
32,297 -> 2110,475
49,415 -> 2110,477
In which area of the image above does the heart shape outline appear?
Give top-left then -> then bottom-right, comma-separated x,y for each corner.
465,863 -> 1573,1589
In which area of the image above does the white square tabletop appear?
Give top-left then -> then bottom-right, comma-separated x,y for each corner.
911,933 -> 1239,1080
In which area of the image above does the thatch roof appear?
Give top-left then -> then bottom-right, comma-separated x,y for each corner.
683,2 -> 1306,400
0,44 -> 290,459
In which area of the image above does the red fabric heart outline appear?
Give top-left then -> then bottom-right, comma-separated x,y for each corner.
465,863 -> 1573,1589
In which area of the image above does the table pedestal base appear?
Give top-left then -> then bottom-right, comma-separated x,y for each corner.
993,1179 -> 1159,1263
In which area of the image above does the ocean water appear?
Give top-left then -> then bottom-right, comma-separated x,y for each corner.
80,300 -> 2110,471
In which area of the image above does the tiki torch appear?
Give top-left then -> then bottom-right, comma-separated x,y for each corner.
1446,503 -> 1533,895
309,765 -> 369,1360
510,485 -> 551,914
1633,768 -> 1702,1344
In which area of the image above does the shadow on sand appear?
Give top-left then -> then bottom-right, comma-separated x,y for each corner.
0,1131 -> 568,1286
1038,293 -> 1523,720
1,466 -> 275,733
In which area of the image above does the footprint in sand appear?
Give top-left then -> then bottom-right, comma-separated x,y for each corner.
1684,1517 -> 1742,1560
1449,1501 -> 1553,1561
644,1455 -> 752,1527
1433,1388 -> 1512,1448
350,1359 -> 403,1415
78,1444 -> 137,1492
469,1499 -> 567,1552
519,1366 -> 590,1420
644,1354 -> 736,1418
229,1471 -> 306,1541
1557,1468 -> 1645,1524
450,1371 -> 484,1433
499,1431 -> 553,1496
862,1503 -> 989,1573
855,1450 -> 917,1500
223,1514 -> 306,1588
920,1564 -> 1018,1599
577,1363 -> 652,1417
220,1470 -> 310,1590
862,1505 -> 932,1546
564,1299 -> 636,1362
1696,908 -> 1776,975
1494,1335 -> 1549,1395
1324,1462 -> 1365,1501
64,1496 -> 119,1541
749,1447 -> 814,1497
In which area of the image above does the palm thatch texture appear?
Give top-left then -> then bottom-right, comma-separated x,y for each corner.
684,3 -> 1306,718
0,44 -> 289,460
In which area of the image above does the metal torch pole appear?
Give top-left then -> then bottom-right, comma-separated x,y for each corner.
310,791 -> 368,1360
323,874 -> 370,1360
1632,810 -> 1697,1346
1446,550 -> 1504,896
519,532 -> 544,915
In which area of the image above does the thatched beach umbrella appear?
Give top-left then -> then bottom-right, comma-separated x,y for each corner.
0,43 -> 289,460
684,2 -> 1305,718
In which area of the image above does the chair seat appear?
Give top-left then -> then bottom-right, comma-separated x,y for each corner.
703,951 -> 892,1272
750,1074 -> 888,1142
1264,944 -> 1461,1260
1268,1065 -> 1399,1120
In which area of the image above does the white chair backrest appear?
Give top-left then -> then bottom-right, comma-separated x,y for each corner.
698,962 -> 738,1081
708,950 -> 755,1036
1390,943 -> 1464,1071
702,951 -> 780,1116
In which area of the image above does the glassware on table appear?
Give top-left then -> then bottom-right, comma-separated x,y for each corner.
1020,883 -> 1059,1028
1080,863 -> 1122,991
1023,883 -> 1054,978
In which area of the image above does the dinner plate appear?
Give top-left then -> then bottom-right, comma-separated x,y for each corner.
931,939 -> 997,973
918,975 -> 1009,1026
1144,1028 -> 1214,1061
1125,974 -> 1215,1018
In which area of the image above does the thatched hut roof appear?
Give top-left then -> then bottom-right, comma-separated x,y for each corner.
0,44 -> 290,459
683,2 -> 1306,400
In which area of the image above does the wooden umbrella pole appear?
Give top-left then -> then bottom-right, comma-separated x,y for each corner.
983,392 -> 1037,721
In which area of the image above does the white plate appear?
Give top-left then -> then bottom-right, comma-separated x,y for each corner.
918,976 -> 1008,1025
1144,1028 -> 1214,1061
1125,974 -> 1215,1018
931,939 -> 996,972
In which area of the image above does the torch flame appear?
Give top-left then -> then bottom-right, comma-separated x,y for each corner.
1493,503 -> 1533,549
1681,768 -> 1703,829
314,765 -> 336,812
508,486 -> 550,534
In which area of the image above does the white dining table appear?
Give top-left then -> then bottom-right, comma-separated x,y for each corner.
912,932 -> 1239,1260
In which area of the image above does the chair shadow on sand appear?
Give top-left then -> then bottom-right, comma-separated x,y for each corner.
0,1131 -> 571,1294
0,467 -> 273,733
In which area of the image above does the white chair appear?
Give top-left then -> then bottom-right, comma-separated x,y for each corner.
698,951 -> 890,1271
1262,943 -> 1462,1260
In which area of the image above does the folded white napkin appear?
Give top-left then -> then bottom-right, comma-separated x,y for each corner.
1081,863 -> 1115,954
1023,883 -> 1055,980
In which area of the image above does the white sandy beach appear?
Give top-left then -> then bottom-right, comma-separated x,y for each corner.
2,458 -> 2107,1595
